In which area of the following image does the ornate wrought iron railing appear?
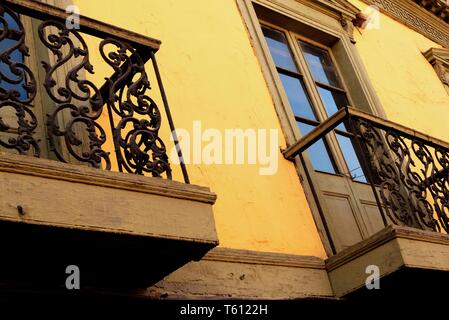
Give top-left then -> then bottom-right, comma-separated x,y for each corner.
0,0 -> 189,182
284,106 -> 449,234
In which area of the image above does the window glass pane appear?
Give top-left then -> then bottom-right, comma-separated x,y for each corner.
2,12 -> 20,31
279,73 -> 316,120
318,87 -> 348,131
298,122 -> 336,174
0,37 -> 27,100
262,26 -> 298,72
336,134 -> 366,183
300,41 -> 341,88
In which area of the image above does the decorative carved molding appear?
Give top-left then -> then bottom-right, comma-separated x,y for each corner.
423,47 -> 449,92
362,0 -> 449,48
300,0 -> 361,18
203,247 -> 326,269
413,0 -> 449,23
340,14 -> 357,43
327,0 -> 363,16
317,0 -> 367,42
250,1 -> 365,43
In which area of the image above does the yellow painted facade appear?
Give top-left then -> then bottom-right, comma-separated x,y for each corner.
68,0 -> 449,259
2,0 -> 449,303
73,0 -> 327,258
349,0 -> 449,142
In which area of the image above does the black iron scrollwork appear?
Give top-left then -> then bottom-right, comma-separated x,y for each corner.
100,39 -> 171,178
39,20 -> 110,169
352,117 -> 448,233
39,22 -> 171,177
0,6 -> 39,155
1,3 -> 174,180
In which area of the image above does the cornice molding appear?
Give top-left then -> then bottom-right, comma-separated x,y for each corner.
424,46 -> 449,66
277,0 -> 358,19
413,0 -> 449,23
203,247 -> 326,269
308,0 -> 366,42
318,0 -> 361,17
423,47 -> 449,90
362,0 -> 449,48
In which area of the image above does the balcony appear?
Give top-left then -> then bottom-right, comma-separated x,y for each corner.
284,106 -> 449,298
0,0 -> 218,290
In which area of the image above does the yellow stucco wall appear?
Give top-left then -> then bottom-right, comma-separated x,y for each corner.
72,0 -> 327,258
66,0 -> 449,259
349,0 -> 449,143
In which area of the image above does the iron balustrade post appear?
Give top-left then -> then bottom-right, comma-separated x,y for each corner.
150,51 -> 190,184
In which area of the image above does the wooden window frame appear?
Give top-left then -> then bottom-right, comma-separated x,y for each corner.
262,21 -> 369,181
236,0 -> 386,255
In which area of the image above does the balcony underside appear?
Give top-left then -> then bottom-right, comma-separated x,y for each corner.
326,225 -> 449,298
345,267 -> 449,299
0,152 -> 218,289
0,220 -> 216,289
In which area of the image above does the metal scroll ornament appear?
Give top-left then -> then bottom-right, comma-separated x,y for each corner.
39,22 -> 171,177
353,118 -> 448,233
0,6 -> 39,156
39,20 -> 110,169
100,39 -> 171,178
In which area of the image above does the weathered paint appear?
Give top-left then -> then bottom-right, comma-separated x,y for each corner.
72,0 -> 327,258
69,0 -> 449,259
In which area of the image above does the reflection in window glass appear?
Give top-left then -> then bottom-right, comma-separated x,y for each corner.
298,122 -> 336,174
300,41 -> 341,88
317,87 -> 347,115
3,12 -> 20,31
279,73 -> 316,120
318,87 -> 348,131
261,27 -> 369,180
262,27 -> 298,72
336,134 -> 366,183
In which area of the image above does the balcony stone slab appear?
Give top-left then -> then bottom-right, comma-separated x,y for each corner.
0,152 -> 218,288
326,225 -> 449,298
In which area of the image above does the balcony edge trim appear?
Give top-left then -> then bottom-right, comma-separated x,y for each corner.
203,247 -> 326,269
0,152 -> 217,205
325,225 -> 449,271
0,218 -> 219,246
5,0 -> 161,50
